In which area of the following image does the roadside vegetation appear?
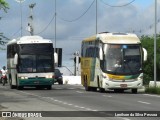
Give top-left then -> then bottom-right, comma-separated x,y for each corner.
0,0 -> 9,49
145,87 -> 160,94
140,34 -> 160,94
0,0 -> 9,12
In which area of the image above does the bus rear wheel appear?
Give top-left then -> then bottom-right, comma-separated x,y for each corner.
84,80 -> 90,91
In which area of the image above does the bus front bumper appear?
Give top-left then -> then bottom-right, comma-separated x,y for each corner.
104,79 -> 143,90
18,78 -> 54,86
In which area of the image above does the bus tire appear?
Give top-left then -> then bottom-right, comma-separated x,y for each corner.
91,87 -> 97,92
84,80 -> 90,91
99,88 -> 105,93
47,85 -> 52,90
132,89 -> 137,94
97,76 -> 105,93
9,76 -> 15,89
58,80 -> 63,85
10,84 -> 16,89
17,86 -> 23,90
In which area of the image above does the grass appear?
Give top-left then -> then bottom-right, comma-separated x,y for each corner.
145,87 -> 160,94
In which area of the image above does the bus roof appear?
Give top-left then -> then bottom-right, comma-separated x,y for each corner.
7,36 -> 52,45
83,32 -> 140,44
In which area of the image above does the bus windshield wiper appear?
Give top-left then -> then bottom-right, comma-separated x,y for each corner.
124,60 -> 134,75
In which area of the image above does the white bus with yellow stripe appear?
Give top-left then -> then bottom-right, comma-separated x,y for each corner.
7,36 -> 54,90
81,32 -> 147,93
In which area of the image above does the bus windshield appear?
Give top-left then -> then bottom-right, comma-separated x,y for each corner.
18,55 -> 53,73
103,44 -> 142,75
19,44 -> 53,54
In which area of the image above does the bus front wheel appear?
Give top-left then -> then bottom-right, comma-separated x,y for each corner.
47,85 -> 52,90
132,89 -> 137,94
99,88 -> 105,93
17,86 -> 23,90
9,78 -> 16,89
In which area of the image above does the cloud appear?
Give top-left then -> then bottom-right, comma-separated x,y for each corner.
1,0 -> 160,74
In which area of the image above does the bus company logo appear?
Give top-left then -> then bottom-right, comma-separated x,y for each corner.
2,112 -> 12,117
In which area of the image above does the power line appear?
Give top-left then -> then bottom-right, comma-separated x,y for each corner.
57,0 -> 95,22
10,28 -> 21,38
37,0 -> 95,35
35,14 -> 55,35
100,0 -> 135,7
129,18 -> 160,34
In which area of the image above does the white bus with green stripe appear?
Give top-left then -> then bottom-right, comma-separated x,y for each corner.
7,36 -> 54,90
81,32 -> 147,93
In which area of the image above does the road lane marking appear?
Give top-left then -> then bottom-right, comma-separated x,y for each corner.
74,105 -> 82,108
18,91 -> 100,113
79,106 -> 85,109
91,109 -> 98,111
19,91 -> 42,98
121,118 -> 131,120
55,88 -> 63,90
68,88 -> 75,90
143,94 -> 160,98
80,88 -> 85,90
103,95 -> 112,98
67,103 -> 73,106
62,102 -> 68,105
138,101 -> 151,105
76,91 -> 84,93
85,108 -> 93,111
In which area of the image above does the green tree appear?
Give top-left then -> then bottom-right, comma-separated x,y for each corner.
0,0 -> 9,12
141,34 -> 160,85
0,0 -> 9,48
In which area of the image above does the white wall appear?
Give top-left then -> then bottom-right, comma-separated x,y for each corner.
63,76 -> 81,85
149,81 -> 160,87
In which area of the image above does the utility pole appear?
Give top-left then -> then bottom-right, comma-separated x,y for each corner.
74,51 -> 80,76
54,0 -> 57,68
20,2 -> 22,36
28,3 -> 36,36
15,0 -> 25,36
55,0 -> 57,50
154,0 -> 157,87
96,0 -> 97,34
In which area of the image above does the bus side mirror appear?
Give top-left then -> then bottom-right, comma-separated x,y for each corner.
53,48 -> 62,67
14,53 -> 18,65
143,48 -> 147,62
99,47 -> 103,60
54,52 -> 58,64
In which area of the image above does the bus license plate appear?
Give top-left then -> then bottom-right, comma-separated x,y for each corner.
120,84 -> 127,88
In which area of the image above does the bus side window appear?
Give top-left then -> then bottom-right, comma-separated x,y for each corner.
85,47 -> 93,57
7,45 -> 15,58
85,47 -> 99,58
7,45 -> 11,58
81,43 -> 84,57
95,47 -> 99,58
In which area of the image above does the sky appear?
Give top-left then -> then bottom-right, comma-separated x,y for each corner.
0,0 -> 160,75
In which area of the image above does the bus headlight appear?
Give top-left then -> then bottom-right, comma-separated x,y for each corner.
137,73 -> 143,80
46,75 -> 52,78
20,76 -> 28,79
102,73 -> 109,80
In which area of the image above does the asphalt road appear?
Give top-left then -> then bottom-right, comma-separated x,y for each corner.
0,83 -> 160,120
